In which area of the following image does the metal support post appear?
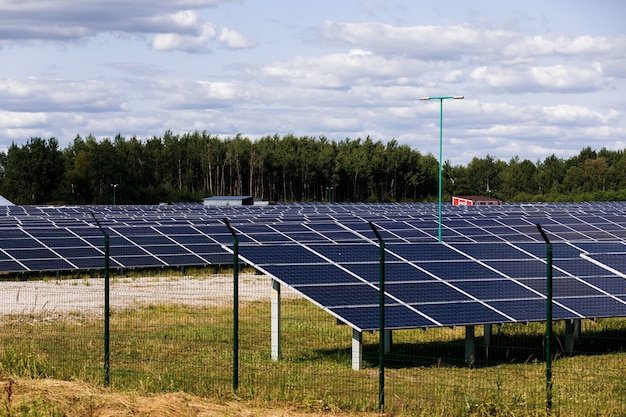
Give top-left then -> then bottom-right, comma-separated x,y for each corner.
369,221 -> 385,411
91,213 -> 110,387
465,325 -> 475,367
271,278 -> 281,361
224,218 -> 239,391
537,223 -> 553,411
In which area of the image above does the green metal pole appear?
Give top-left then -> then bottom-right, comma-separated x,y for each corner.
369,222 -> 385,411
537,224 -> 553,411
91,213 -> 110,387
103,233 -> 110,386
438,98 -> 443,243
421,95 -> 463,242
224,218 -> 239,391
112,184 -> 117,206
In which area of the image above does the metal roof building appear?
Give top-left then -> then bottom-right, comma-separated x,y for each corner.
203,196 -> 255,206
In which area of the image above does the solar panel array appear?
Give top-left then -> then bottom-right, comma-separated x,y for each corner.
229,222 -> 626,331
2,202 -> 626,331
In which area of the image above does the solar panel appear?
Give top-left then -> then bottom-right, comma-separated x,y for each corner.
227,216 -> 626,331
2,201 -> 626,337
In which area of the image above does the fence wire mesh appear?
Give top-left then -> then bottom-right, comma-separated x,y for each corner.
1,235 -> 626,416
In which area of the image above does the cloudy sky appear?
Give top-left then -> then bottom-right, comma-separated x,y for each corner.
0,0 -> 624,165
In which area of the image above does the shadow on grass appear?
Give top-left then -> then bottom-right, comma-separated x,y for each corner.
310,325 -> 626,369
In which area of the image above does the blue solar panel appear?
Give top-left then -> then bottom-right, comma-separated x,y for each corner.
3,202 -> 626,332
386,243 -> 467,262
344,262 -> 434,283
418,261 -> 503,281
330,305 -> 436,330
308,243 -> 379,263
452,243 -> 529,260
523,278 -> 607,297
20,258 -> 76,271
296,284 -> 391,307
55,247 -> 102,259
263,264 -> 362,286
584,276 -> 626,295
555,259 -> 615,276
386,282 -> 471,304
158,254 -> 209,266
558,296 -> 626,318
487,300 -> 578,322
415,302 -> 509,327
483,260 -> 554,278
583,253 -> 626,275
452,280 -> 539,300
239,245 -> 326,265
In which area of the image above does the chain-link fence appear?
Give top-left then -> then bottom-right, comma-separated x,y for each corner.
1,234 -> 626,415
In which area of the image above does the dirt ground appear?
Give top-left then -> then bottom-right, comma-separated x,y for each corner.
0,375 -> 381,417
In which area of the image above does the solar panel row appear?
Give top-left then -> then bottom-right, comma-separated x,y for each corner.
233,233 -> 626,331
1,202 -> 626,334
0,202 -> 625,259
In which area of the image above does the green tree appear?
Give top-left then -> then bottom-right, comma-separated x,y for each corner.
2,137 -> 64,204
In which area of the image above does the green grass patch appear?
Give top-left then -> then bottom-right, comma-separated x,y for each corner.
1,300 -> 626,415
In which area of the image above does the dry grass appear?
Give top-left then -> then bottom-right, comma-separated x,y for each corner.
1,375 -> 380,417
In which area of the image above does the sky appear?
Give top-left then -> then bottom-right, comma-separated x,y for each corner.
0,0 -> 625,166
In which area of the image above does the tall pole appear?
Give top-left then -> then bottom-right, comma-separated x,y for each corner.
111,184 -> 118,206
224,218 -> 239,391
420,95 -> 464,242
369,222 -> 385,411
91,213 -> 110,386
438,98 -> 443,243
537,223 -> 553,411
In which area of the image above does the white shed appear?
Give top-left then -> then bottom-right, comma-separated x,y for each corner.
203,196 -> 255,206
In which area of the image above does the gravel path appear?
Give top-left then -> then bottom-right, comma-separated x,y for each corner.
0,273 -> 296,319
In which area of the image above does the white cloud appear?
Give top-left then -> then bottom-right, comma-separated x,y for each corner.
542,105 -> 619,125
149,80 -> 251,109
0,78 -> 126,112
318,21 -> 515,59
151,23 -> 217,52
503,34 -> 622,58
443,70 -> 463,83
0,111 -> 49,128
260,49 -> 427,90
0,1 -> 248,54
470,64 -> 606,93
219,28 -> 257,49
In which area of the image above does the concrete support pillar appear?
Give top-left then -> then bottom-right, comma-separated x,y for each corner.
271,279 -> 281,361
565,319 -> 581,354
465,325 -> 475,367
384,329 -> 392,354
484,324 -> 492,359
352,328 -> 363,370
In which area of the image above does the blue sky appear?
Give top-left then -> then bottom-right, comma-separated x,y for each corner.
0,0 -> 624,165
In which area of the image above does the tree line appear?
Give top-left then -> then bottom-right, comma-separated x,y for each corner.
0,131 -> 624,205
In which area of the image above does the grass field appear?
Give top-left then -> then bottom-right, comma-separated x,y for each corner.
1,294 -> 626,416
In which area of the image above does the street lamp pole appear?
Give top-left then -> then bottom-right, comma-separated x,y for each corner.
420,95 -> 464,242
111,184 -> 118,206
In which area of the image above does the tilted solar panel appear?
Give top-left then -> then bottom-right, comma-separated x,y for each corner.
2,201 -> 626,335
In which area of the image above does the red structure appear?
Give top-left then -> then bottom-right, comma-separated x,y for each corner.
452,195 -> 502,206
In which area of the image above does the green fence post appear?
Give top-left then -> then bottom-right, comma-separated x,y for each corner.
537,223 -> 553,411
224,218 -> 239,391
369,222 -> 385,411
91,213 -> 110,387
